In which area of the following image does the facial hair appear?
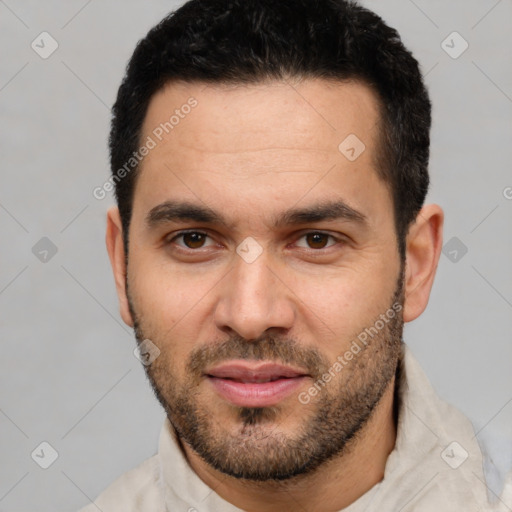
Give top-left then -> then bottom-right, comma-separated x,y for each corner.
128,269 -> 405,482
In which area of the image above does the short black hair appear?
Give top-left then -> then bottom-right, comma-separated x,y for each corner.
110,0 -> 431,258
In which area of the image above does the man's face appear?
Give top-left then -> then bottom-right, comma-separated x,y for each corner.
124,79 -> 404,480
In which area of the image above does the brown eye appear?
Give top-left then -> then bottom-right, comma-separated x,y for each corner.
305,232 -> 330,249
181,232 -> 207,249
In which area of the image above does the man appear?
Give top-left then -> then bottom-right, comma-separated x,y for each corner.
80,0 -> 495,510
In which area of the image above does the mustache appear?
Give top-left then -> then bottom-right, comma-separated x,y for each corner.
185,333 -> 330,378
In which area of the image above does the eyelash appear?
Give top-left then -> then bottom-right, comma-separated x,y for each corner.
167,230 -> 343,251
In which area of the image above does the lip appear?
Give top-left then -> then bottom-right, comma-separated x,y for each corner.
205,361 -> 309,407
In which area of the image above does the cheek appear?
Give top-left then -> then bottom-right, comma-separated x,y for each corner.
128,257 -> 221,360
130,255 -> 214,319
288,265 -> 396,349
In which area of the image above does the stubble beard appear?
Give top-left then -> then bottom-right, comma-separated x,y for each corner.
128,271 -> 405,482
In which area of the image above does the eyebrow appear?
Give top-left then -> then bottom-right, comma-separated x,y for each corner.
145,199 -> 368,230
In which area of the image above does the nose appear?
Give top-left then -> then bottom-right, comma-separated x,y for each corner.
214,251 -> 295,341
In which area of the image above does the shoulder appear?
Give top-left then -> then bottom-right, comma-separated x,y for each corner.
77,454 -> 166,512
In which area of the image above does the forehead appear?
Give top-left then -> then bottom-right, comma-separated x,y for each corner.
134,78 -> 390,228
141,78 -> 381,155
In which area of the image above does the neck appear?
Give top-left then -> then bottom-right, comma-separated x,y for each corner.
180,377 -> 398,512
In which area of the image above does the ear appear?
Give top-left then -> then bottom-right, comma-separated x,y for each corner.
403,204 -> 444,323
105,207 -> 134,327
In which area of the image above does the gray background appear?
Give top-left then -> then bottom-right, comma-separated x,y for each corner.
0,1 -> 511,511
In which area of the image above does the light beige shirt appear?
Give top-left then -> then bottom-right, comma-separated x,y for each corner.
79,344 -> 493,511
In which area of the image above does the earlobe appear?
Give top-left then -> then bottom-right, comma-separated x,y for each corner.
105,207 -> 134,327
403,204 -> 444,323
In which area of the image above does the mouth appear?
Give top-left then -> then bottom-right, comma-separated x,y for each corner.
205,361 -> 310,407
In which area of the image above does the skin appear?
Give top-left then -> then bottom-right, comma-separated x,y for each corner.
106,79 -> 444,512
